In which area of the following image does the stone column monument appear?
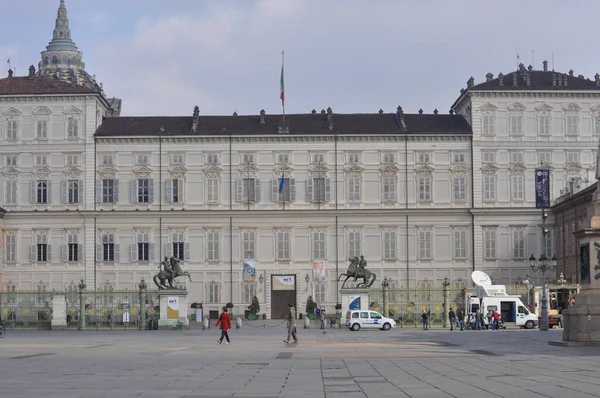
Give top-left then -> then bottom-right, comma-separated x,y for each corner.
555,140 -> 600,345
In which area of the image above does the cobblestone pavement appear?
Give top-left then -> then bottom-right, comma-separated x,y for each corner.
0,324 -> 599,398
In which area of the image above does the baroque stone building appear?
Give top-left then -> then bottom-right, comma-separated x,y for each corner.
0,1 -> 598,317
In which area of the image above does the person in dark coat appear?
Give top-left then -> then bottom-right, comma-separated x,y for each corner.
448,309 -> 456,331
457,308 -> 465,331
215,307 -> 231,344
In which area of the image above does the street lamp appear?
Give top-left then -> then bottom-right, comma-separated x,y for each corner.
522,273 -> 532,307
305,274 -> 310,291
258,274 -> 264,292
529,253 -> 558,331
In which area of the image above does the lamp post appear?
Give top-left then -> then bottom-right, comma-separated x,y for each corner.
381,277 -> 390,317
522,273 -> 532,307
529,253 -> 558,331
77,278 -> 86,331
259,274 -> 264,292
305,274 -> 310,292
138,278 -> 147,330
442,276 -> 450,328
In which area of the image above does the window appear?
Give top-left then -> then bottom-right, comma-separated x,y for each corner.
65,154 -> 79,166
242,230 -> 256,259
207,177 -> 219,203
347,153 -> 360,164
242,153 -> 255,164
5,155 -> 17,166
312,230 -> 326,259
538,115 -> 550,135
134,231 -> 151,261
418,229 -> 432,260
311,153 -> 325,164
453,153 -> 466,163
510,152 -> 524,163
566,115 -> 578,135
542,228 -> 553,257
417,153 -> 431,164
512,228 -> 525,259
136,154 -> 149,165
383,230 -> 396,260
314,282 -> 326,303
276,153 -> 289,164
33,233 -> 50,262
453,228 -> 467,259
206,153 -> 219,164
207,230 -> 220,261
482,151 -> 495,163
67,117 -> 78,138
510,115 -> 523,135
348,177 -> 361,202
34,180 -> 49,204
36,155 -> 48,166
67,180 -> 80,204
134,179 -> 154,203
511,175 -> 525,200
100,179 -> 117,203
167,178 -> 184,203
453,175 -> 466,201
101,154 -> 113,165
66,231 -> 80,262
538,151 -> 552,164
418,176 -> 431,201
171,231 -> 188,260
208,282 -> 220,303
483,175 -> 496,201
482,114 -> 495,135
243,282 -> 255,304
595,117 -> 600,137
6,120 -> 18,140
5,232 -> 16,262
382,153 -> 395,163
36,120 -> 48,139
348,231 -> 361,258
382,176 -> 396,201
239,178 -> 259,202
5,179 -> 17,204
277,230 -> 290,260
483,228 -> 497,260
566,151 -> 580,163
272,177 -> 295,202
307,177 -> 330,202
171,154 -> 184,165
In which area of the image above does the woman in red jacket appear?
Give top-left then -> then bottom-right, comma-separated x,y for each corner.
215,307 -> 231,344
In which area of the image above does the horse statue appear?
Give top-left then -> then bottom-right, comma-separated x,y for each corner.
337,256 -> 376,288
153,256 -> 192,289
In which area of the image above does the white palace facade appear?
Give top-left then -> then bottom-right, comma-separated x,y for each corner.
0,1 -> 598,317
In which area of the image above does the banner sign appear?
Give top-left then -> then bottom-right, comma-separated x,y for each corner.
349,296 -> 361,310
167,296 -> 180,319
312,260 -> 326,282
243,260 -> 256,281
535,169 -> 551,208
272,275 -> 295,291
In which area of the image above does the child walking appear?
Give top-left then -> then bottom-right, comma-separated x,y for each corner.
215,307 -> 231,345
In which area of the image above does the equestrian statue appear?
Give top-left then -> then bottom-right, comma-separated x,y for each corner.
337,255 -> 376,288
153,256 -> 192,289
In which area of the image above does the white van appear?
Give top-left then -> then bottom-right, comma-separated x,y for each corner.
469,296 -> 538,329
345,310 -> 396,331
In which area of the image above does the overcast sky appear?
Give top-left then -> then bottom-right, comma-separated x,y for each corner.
1,0 -> 598,117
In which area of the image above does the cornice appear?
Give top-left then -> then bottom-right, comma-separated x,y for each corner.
0,94 -> 97,103
473,140 -> 598,148
471,91 -> 600,100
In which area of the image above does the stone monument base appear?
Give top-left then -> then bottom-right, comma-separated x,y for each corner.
51,293 -> 67,330
158,290 -> 189,330
340,287 -> 370,312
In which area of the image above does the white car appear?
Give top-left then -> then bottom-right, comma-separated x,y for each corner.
345,310 -> 396,331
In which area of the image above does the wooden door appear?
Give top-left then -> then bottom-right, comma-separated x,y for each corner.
271,275 -> 296,319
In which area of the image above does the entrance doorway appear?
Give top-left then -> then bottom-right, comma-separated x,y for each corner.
271,275 -> 296,319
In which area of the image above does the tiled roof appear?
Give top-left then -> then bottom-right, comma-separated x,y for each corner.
95,112 -> 472,137
470,70 -> 600,91
0,74 -> 100,95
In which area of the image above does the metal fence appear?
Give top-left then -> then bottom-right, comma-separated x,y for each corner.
0,291 -> 54,330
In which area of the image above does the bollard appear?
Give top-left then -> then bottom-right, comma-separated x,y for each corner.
203,317 -> 209,330
236,316 -> 242,329
304,316 -> 310,329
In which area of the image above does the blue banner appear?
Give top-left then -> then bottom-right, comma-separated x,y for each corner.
535,169 -> 551,208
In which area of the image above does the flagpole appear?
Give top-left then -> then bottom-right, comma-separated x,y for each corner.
281,51 -> 285,124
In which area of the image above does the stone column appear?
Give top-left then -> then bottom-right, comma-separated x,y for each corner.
78,278 -> 86,331
442,277 -> 450,329
138,278 -> 147,330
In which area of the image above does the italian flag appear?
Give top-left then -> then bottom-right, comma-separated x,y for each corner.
280,57 -> 285,105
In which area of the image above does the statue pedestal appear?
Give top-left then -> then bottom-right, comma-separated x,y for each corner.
51,293 -> 67,330
158,290 -> 189,330
340,287 -> 370,312
553,228 -> 600,346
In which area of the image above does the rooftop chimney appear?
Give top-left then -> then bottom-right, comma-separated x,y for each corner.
259,109 -> 265,124
543,60 -> 548,72
512,73 -> 518,86
485,73 -> 493,82
327,107 -> 333,130
498,73 -> 504,87
467,77 -> 475,88
396,106 -> 407,131
28,65 -> 36,79
596,73 -> 600,87
191,106 -> 199,132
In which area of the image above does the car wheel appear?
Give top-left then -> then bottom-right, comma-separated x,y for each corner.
382,322 -> 391,331
351,323 -> 360,331
525,320 -> 535,329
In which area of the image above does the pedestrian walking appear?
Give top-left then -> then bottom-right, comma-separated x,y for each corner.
475,308 -> 482,330
320,310 -> 326,330
492,310 -> 500,330
422,310 -> 429,330
215,307 -> 231,345
457,308 -> 465,331
448,309 -> 456,331
283,303 -> 298,344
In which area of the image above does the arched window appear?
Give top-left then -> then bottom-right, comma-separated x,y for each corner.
52,56 -> 58,64
44,56 -> 49,65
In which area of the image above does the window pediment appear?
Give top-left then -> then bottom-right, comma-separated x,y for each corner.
450,164 -> 469,175
481,164 -> 498,175
33,167 -> 51,178
2,107 -> 21,117
563,103 -> 581,112
97,166 -> 117,179
508,102 -> 526,112
238,163 -> 258,173
565,163 -> 582,175
63,166 -> 82,177
415,164 -> 434,176
508,163 -> 526,174
273,164 -> 294,174
169,165 -> 188,174
479,103 -> 497,112
64,107 -> 83,115
2,167 -> 19,176
33,106 -> 52,116
380,164 -> 399,174
309,163 -> 329,174
591,104 -> 600,113
134,165 -> 153,178
203,165 -> 222,179
535,103 -> 553,112
344,164 -> 364,174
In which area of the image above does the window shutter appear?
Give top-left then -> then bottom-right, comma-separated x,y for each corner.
61,244 -> 68,261
47,181 -> 52,204
254,179 -> 261,202
148,179 -> 155,202
177,179 -> 184,203
271,178 -> 278,202
131,180 -> 138,203
114,244 -> 121,262
96,180 -> 102,203
184,243 -> 190,260
165,179 -> 173,203
96,244 -> 103,261
78,180 -> 84,203
61,180 -> 67,204
114,180 -> 119,202
130,243 -> 138,261
47,244 -> 52,262
236,179 -> 243,202
325,178 -> 331,201
149,243 -> 155,261
30,244 -> 37,262
30,180 -> 37,203
290,178 -> 296,201
77,244 -> 83,262
164,243 -> 172,259
306,178 -> 314,202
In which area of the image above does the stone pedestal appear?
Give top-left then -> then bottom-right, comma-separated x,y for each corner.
559,228 -> 600,345
340,288 -> 370,312
51,293 -> 67,330
158,290 -> 189,330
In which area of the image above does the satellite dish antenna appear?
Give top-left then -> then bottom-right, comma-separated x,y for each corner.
471,271 -> 492,287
